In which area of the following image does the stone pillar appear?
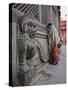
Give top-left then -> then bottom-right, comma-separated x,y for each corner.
38,5 -> 42,22
12,22 -> 17,85
12,8 -> 24,85
38,5 -> 52,25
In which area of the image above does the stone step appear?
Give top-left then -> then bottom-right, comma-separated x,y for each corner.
36,62 -> 49,73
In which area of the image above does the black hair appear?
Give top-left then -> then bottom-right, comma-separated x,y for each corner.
47,23 -> 52,28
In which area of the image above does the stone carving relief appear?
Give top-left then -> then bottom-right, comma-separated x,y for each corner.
17,15 -> 49,85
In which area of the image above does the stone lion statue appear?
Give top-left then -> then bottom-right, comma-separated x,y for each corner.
17,15 -> 49,85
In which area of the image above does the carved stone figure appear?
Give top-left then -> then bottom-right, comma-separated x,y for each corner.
17,15 -> 49,85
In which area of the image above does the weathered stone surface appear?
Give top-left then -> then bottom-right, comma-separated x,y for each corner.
17,16 -> 49,85
17,65 -> 36,85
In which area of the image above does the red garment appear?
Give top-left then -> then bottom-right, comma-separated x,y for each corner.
50,44 -> 60,61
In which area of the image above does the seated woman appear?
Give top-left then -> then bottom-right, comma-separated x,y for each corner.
47,23 -> 62,65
